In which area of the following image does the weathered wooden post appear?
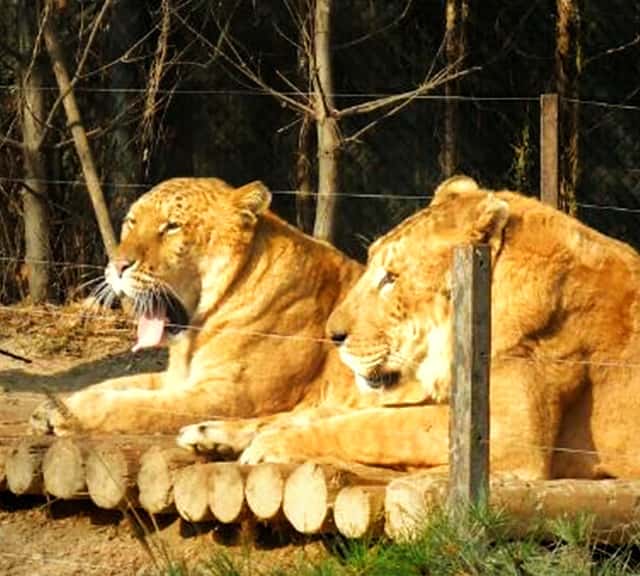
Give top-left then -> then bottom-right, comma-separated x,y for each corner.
540,93 -> 559,209
449,244 -> 491,512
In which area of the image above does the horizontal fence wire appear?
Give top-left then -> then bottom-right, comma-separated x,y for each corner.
5,301 -> 640,370
0,84 -> 637,112
0,89 -> 639,484
0,176 -> 435,200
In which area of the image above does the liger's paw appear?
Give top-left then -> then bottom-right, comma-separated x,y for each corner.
238,430 -> 291,465
30,399 -> 73,436
176,420 -> 258,457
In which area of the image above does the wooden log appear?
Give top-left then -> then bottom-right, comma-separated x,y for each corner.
492,478 -> 640,542
0,446 -> 8,490
245,463 -> 297,521
42,438 -> 86,499
137,446 -> 203,514
86,444 -> 138,510
334,485 -> 386,539
208,463 -> 247,524
283,461 -> 403,534
385,473 -> 448,540
173,463 -> 214,522
5,438 -> 54,495
283,461 -> 386,534
385,474 -> 640,543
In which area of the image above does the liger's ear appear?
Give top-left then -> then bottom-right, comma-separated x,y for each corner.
432,175 -> 479,205
235,181 -> 272,222
470,192 -> 509,250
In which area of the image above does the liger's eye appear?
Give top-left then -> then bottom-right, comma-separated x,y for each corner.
161,221 -> 181,235
377,271 -> 397,290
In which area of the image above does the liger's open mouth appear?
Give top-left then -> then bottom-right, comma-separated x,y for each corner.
362,368 -> 401,389
132,292 -> 189,351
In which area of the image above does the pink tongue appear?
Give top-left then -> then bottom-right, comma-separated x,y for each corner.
133,314 -> 168,352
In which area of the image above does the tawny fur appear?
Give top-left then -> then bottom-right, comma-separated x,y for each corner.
30,178 -> 364,434
184,176 -> 640,480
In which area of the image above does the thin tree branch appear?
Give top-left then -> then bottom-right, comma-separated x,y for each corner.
173,6 -> 314,117
334,0 -> 413,51
584,34 -> 640,68
36,0 -> 113,149
336,65 -> 480,119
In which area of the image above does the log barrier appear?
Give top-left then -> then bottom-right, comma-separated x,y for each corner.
2,436 -> 640,542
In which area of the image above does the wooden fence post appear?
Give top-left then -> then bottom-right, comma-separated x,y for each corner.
449,244 -> 491,511
540,93 -> 559,209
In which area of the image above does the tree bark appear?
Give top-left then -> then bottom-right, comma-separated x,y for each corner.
441,0 -> 468,178
296,100 -> 315,235
18,0 -> 50,303
311,0 -> 340,243
556,0 -> 581,215
42,13 -> 117,259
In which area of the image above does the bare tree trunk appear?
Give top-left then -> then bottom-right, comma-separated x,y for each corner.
311,0 -> 340,243
296,113 -> 315,234
18,0 -> 50,303
42,14 -> 117,259
294,5 -> 315,235
556,0 -> 581,215
441,0 -> 468,177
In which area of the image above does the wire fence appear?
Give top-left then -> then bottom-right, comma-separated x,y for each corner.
1,91 -> 638,291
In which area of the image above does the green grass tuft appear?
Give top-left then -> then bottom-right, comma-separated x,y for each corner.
154,507 -> 640,576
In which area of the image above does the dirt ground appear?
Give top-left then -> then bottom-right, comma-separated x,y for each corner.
0,304 -> 327,576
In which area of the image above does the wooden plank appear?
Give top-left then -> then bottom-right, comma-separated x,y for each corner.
540,93 -> 559,208
449,245 -> 491,510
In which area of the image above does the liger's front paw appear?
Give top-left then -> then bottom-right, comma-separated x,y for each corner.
238,430 -> 291,465
176,420 -> 258,457
30,398 -> 73,436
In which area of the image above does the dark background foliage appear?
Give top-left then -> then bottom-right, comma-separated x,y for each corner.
0,0 -> 638,301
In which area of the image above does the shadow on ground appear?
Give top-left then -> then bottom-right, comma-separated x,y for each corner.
0,348 -> 167,393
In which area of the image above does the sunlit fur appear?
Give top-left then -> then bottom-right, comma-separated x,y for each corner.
31,177 -> 366,435
325,175 -> 640,478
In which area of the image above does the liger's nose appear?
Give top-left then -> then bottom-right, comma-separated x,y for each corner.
112,259 -> 133,277
329,330 -> 348,346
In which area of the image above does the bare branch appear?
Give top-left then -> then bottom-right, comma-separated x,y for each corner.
0,135 -> 25,149
173,6 -> 314,116
336,64 -> 480,119
584,34 -> 640,68
334,0 -> 413,51
36,0 -> 113,149
141,0 -> 170,152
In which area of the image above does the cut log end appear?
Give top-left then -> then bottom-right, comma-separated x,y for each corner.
0,446 -> 8,490
5,439 -> 50,495
174,463 -> 213,522
245,463 -> 287,521
43,438 -> 85,499
138,446 -> 199,514
86,446 -> 128,509
283,461 -> 330,534
384,474 -> 448,540
334,485 -> 385,539
209,463 -> 245,524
